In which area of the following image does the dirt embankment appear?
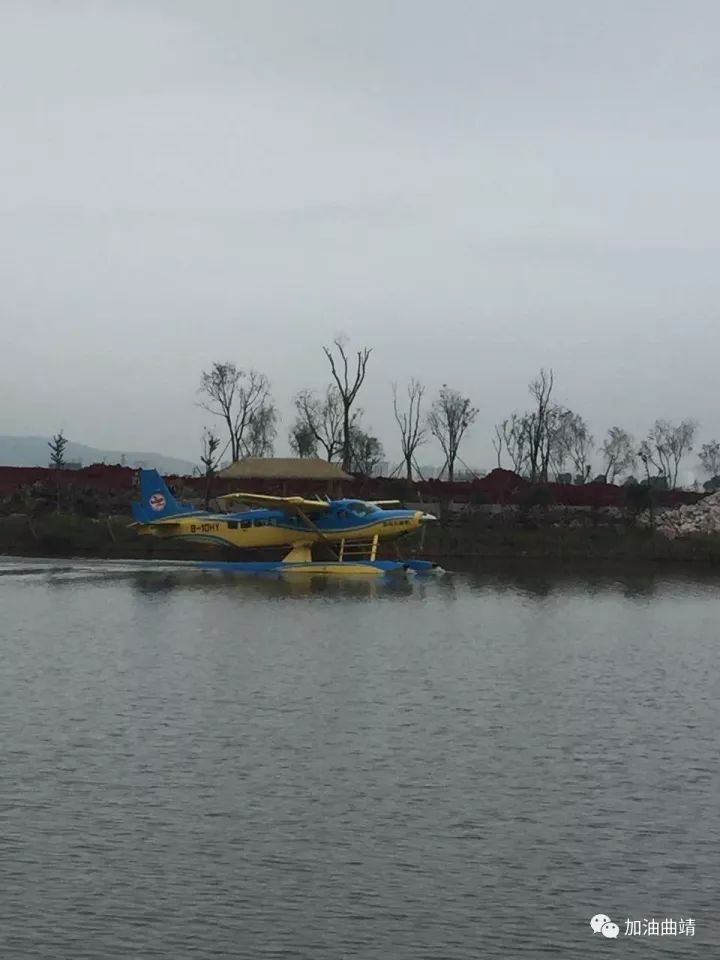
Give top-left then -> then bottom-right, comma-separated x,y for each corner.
3,512 -> 720,565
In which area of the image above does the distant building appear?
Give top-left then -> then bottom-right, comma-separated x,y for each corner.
417,465 -> 444,479
218,457 -> 352,495
453,467 -> 486,482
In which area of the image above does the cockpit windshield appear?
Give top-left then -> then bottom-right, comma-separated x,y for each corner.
347,501 -> 375,517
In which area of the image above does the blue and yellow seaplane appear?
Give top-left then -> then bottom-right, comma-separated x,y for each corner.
131,469 -> 438,577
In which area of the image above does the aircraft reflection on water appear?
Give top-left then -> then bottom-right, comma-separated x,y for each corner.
127,568 -> 437,601
131,469 -> 440,579
27,560 -> 439,601
10,557 -> 720,603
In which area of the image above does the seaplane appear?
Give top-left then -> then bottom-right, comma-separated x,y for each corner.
131,468 -> 438,577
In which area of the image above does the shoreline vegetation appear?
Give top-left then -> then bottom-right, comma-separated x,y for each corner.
3,513 -> 720,566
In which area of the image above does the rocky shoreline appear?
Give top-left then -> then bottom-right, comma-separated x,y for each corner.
642,491 -> 720,539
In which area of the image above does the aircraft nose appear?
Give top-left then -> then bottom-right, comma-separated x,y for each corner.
414,510 -> 437,523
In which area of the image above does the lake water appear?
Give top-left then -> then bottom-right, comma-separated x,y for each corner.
1,557 -> 718,958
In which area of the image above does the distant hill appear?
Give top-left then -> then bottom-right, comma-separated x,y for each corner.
0,435 -> 196,475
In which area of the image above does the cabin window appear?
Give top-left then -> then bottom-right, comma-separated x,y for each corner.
349,501 -> 374,517
227,520 -> 238,530
240,520 -> 251,529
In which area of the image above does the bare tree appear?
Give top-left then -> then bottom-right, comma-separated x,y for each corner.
498,414 -> 530,475
323,338 -> 372,472
498,370 -> 557,481
393,379 -> 427,480
199,362 -> 275,462
639,418 -> 698,489
348,426 -> 384,476
199,428 -> 222,509
525,368 -> 556,481
289,421 -> 318,458
498,373 -> 590,483
699,440 -> 720,478
48,430 -> 68,511
504,370 -> 591,482
243,403 -> 277,457
601,427 -> 636,483
427,386 -> 478,481
492,423 -> 504,469
292,386 -> 345,461
560,411 -> 594,482
543,404 -> 575,479
48,430 -> 67,469
199,362 -> 239,459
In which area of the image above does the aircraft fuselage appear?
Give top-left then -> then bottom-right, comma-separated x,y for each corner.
137,502 -> 426,551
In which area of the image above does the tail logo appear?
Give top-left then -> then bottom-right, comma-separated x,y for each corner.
149,492 -> 166,512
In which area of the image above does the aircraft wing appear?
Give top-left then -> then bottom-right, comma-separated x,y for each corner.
216,492 -> 331,513
218,491 -> 339,559
369,500 -> 401,506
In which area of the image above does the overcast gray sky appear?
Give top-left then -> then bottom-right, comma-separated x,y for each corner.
1,0 -> 718,473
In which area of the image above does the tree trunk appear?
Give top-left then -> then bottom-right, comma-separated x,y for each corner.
224,413 -> 237,462
342,408 -> 351,471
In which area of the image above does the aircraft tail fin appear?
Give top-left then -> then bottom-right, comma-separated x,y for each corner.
131,469 -> 197,523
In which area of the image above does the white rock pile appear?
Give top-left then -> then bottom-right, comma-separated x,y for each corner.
649,491 -> 720,539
